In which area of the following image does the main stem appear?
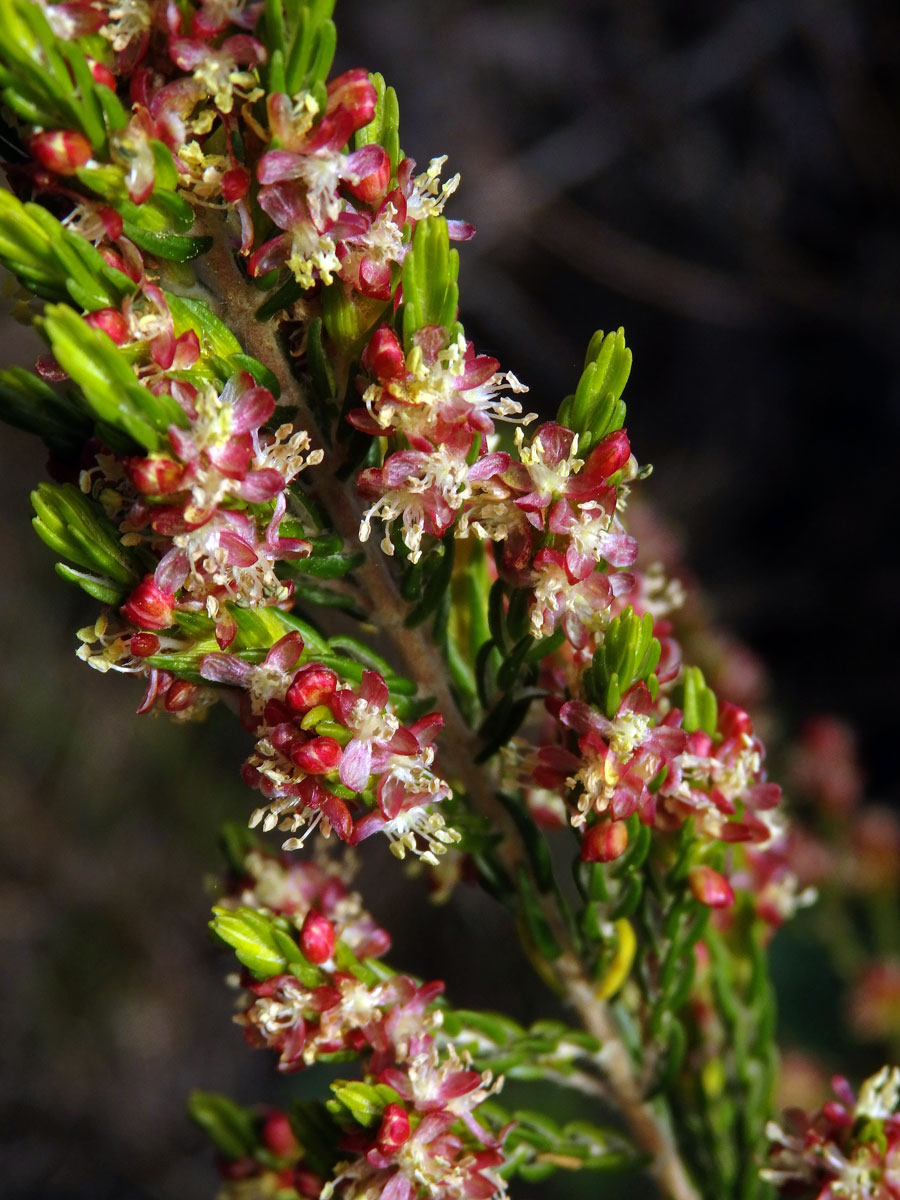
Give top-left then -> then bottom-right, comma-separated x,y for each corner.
195,215 -> 700,1200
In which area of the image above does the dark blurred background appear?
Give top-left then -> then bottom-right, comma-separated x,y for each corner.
1,0 -> 899,1195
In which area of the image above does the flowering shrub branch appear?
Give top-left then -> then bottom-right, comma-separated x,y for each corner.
0,1 -> 895,1198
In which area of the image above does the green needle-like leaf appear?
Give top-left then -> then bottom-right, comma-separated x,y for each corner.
42,304 -> 187,451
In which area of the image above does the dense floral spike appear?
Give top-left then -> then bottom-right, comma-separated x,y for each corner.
0,1 -> 836,1198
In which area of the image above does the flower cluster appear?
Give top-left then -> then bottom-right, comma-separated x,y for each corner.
231,844 -> 392,960
201,635 -> 458,863
11,0 -> 477,864
764,1067 -> 900,1200
220,850 -> 509,1200
248,77 -> 472,293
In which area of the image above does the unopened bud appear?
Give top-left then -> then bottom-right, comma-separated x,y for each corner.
580,820 -> 629,863
31,130 -> 92,175
222,165 -> 250,203
122,575 -> 176,630
299,909 -> 335,964
287,665 -> 338,711
85,308 -> 129,344
290,736 -> 342,775
687,865 -> 734,909
376,1103 -> 411,1155
262,1109 -> 299,1157
362,325 -> 405,380
88,59 -> 117,90
127,455 -> 184,495
327,68 -> 377,129
130,632 -> 160,657
584,429 -> 631,480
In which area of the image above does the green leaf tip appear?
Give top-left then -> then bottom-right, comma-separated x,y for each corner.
353,73 -> 401,175
31,481 -> 141,592
401,217 -> 459,349
678,666 -> 719,737
588,606 -> 660,718
558,328 -> 631,453
41,304 -> 186,452
188,1091 -> 258,1161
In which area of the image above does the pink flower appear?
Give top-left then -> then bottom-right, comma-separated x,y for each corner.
248,183 -> 370,288
328,670 -> 419,793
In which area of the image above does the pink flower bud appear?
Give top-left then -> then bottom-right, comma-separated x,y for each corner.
85,308 -> 129,344
687,865 -> 735,909
127,455 -> 184,495
290,736 -> 342,774
286,665 -> 338,711
122,575 -> 176,630
377,1103 -> 411,1155
580,820 -> 629,863
299,909 -> 335,964
31,130 -> 93,175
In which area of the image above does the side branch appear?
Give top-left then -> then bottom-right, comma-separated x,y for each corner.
559,954 -> 701,1200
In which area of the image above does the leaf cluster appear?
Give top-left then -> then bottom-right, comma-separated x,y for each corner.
31,482 -> 145,604
557,328 -> 630,454
585,606 -> 660,718
264,0 -> 337,105
400,218 -> 460,350
0,0 -> 126,150
480,1101 -> 640,1183
442,1008 -> 601,1083
0,192 -> 134,312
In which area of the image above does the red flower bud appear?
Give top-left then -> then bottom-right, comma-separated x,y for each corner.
262,1110 -> 299,1157
580,820 -> 629,863
98,207 -> 124,241
286,665 -> 338,711
31,130 -> 93,176
584,429 -> 632,480
88,59 -> 117,90
122,575 -> 176,630
85,308 -> 129,344
299,909 -> 335,964
293,1167 -> 325,1198
130,632 -> 160,658
289,736 -> 342,775
687,865 -> 735,909
344,146 -> 391,206
222,164 -> 251,203
362,325 -> 406,380
127,455 -> 184,495
326,68 -> 377,131
377,1103 -> 411,1155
